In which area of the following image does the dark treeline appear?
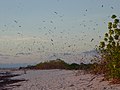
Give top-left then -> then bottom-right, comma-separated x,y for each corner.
20,59 -> 96,70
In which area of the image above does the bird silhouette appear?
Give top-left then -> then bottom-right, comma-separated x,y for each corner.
14,20 -> 18,23
111,7 -> 114,9
54,12 -> 58,14
91,38 -> 94,42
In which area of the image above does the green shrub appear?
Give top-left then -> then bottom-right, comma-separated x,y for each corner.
98,15 -> 120,80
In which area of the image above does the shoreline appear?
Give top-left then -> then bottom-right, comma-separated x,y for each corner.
1,69 -> 120,90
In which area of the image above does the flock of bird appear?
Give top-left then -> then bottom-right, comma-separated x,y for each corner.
0,3 -> 117,61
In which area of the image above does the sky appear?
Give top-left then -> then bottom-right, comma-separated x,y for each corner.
0,0 -> 120,67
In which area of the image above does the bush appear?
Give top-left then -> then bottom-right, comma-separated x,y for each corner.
97,15 -> 120,81
68,63 -> 80,70
34,59 -> 69,69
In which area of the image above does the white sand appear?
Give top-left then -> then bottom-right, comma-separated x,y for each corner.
8,69 -> 120,90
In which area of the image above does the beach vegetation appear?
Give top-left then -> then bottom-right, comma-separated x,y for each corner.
24,59 -> 94,70
94,15 -> 120,83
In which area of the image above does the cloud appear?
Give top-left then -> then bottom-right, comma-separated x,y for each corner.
47,50 -> 98,64
16,52 -> 32,56
0,36 -> 49,42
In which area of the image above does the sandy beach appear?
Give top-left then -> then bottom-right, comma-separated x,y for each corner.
0,69 -> 119,90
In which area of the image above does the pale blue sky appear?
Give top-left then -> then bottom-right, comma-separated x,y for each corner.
0,0 -> 120,65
